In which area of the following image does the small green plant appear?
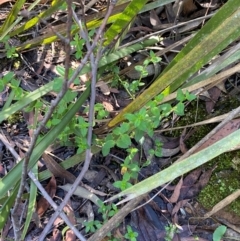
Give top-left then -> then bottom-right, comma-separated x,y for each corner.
165,223 -> 178,241
113,148 -> 139,191
124,225 -> 138,241
121,50 -> 162,98
70,33 -> 86,59
84,201 -> 118,237
213,225 -> 227,241
101,88 -> 196,191
84,220 -> 102,233
1,36 -> 18,58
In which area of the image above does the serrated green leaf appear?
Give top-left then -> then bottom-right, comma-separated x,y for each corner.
117,134 -> 131,148
102,140 -> 115,156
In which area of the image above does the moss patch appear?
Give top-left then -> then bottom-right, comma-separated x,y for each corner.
173,96 -> 240,216
198,162 -> 240,215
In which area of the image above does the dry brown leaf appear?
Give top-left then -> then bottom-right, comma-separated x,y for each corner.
42,152 -> 76,184
182,0 -> 198,16
102,101 -> 114,112
195,119 -> 240,152
205,87 -> 221,113
150,9 -> 161,27
97,81 -> 110,95
49,229 -> 62,241
37,176 -> 56,216
169,177 -> 183,203
64,201 -> 76,241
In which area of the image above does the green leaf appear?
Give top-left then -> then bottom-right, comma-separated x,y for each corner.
0,0 -> 26,36
53,77 -> 63,92
185,90 -> 196,101
21,164 -> 38,240
102,140 -> 115,156
173,102 -> 185,116
176,89 -> 185,102
9,0 -> 65,37
117,134 -> 131,148
213,225 -> 227,241
104,0 -> 149,46
135,66 -> 144,72
0,182 -> 19,229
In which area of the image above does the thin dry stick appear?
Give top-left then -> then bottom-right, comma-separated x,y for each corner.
11,3 -> 74,237
11,0 -> 113,237
0,132 -> 86,241
39,1 -> 118,239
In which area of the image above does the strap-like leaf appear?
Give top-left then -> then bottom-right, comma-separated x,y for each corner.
0,0 -> 26,36
104,0 -> 240,129
104,0 -> 149,46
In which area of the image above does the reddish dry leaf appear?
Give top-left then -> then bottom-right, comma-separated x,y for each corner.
0,164 -> 5,175
178,168 -> 202,200
183,168 -> 213,199
37,176 -> 56,216
64,202 -> 76,241
182,168 -> 202,187
0,0 -> 11,5
169,177 -> 183,203
182,0 -> 198,16
42,152 -> 76,184
195,119 -> 240,152
49,229 -> 62,241
205,87 -> 221,113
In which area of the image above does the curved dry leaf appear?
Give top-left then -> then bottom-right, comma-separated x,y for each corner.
195,119 -> 240,152
169,177 -> 183,203
37,176 -> 56,216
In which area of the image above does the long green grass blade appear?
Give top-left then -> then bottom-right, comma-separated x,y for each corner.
0,182 -> 20,229
9,0 -> 65,37
0,0 -> 26,35
104,0 -> 148,46
21,164 -> 38,240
